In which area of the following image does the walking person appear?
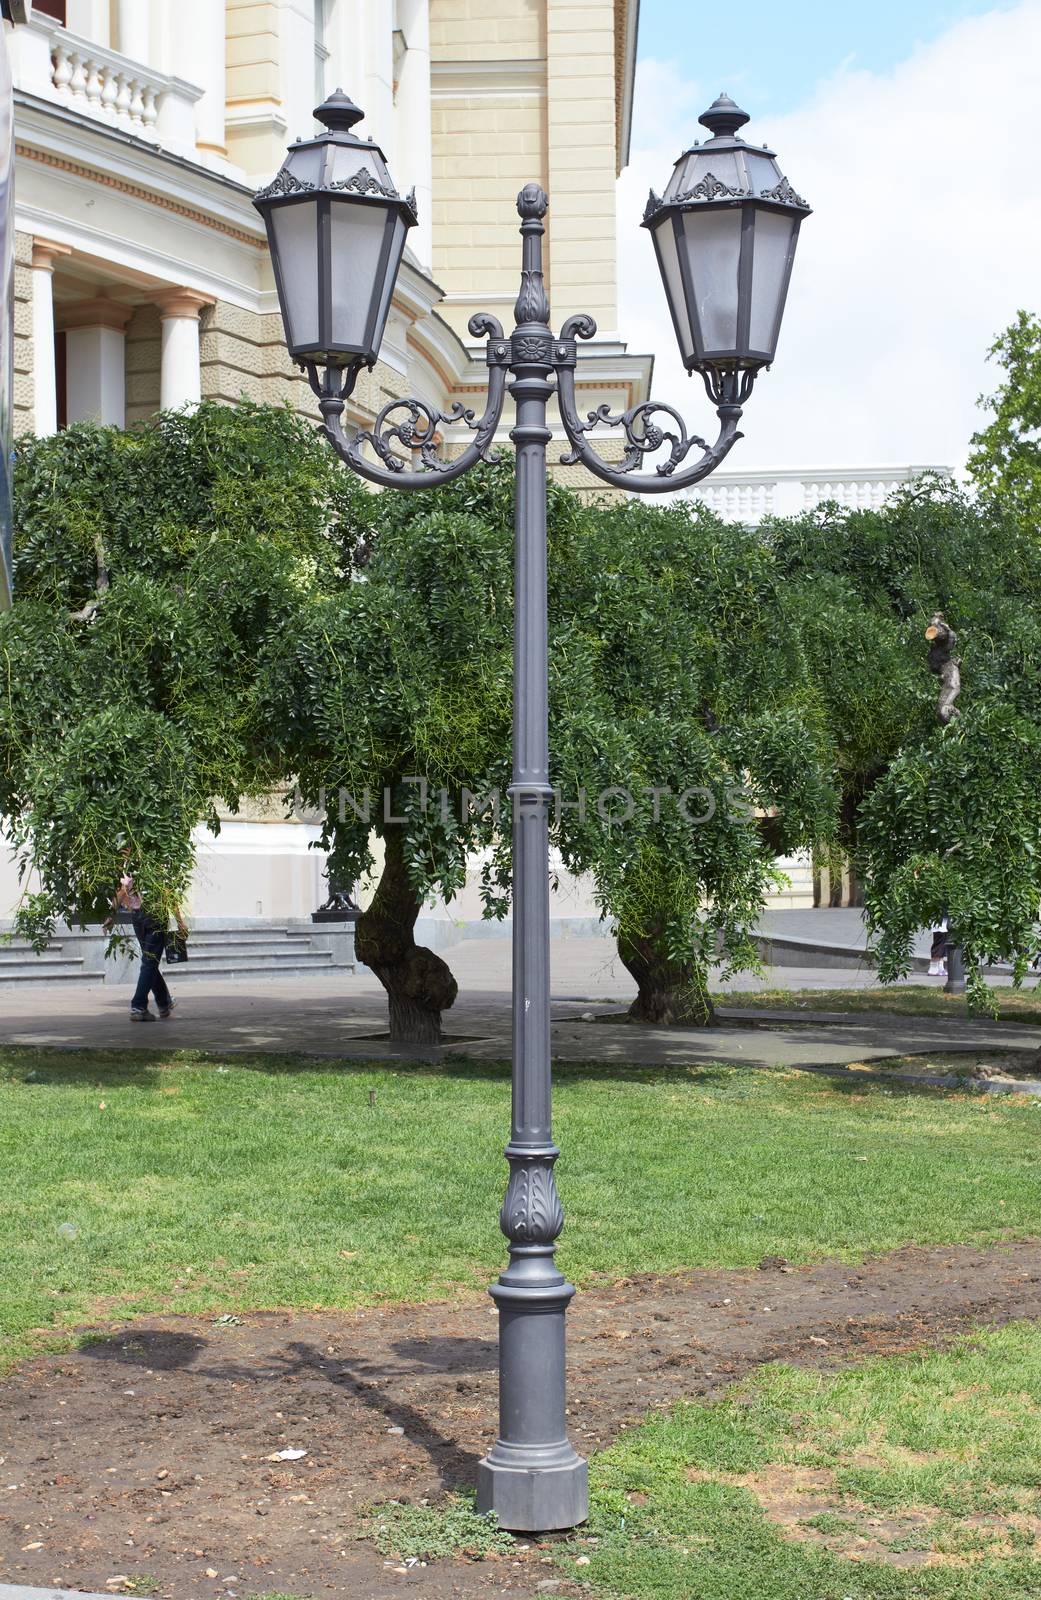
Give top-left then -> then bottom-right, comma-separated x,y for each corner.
104,856 -> 187,1022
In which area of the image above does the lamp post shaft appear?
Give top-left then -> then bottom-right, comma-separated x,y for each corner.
476,184 -> 588,1533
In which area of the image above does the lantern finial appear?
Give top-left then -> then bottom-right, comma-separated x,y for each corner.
698,93 -> 750,141
314,88 -> 365,132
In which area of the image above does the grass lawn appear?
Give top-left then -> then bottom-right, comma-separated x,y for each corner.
713,983 -> 1041,1024
1,1046 -> 1039,1369
568,1320 -> 1041,1598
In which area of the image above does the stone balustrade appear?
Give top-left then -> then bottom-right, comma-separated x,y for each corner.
9,12 -> 202,159
687,464 -> 954,525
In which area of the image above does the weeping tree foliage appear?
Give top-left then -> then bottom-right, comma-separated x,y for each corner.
13,401 -> 1036,1035
767,470 -> 1041,1008
2,403 -> 367,943
2,405 -> 844,1039
538,496 -> 838,1025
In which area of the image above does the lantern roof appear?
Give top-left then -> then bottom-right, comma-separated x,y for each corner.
254,88 -> 418,226
642,93 -> 810,225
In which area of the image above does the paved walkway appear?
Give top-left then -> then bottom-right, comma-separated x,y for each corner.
1,937 -> 1038,1070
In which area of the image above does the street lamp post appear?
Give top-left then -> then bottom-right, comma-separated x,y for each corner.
256,87 -> 810,1533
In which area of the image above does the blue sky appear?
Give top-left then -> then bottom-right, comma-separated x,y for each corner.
619,0 -> 1041,469
635,0 -> 1020,119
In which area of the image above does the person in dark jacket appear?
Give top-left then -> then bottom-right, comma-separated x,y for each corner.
104,858 -> 187,1021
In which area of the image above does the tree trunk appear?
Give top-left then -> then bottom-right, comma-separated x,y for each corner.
355,828 -> 458,1045
617,930 -> 716,1026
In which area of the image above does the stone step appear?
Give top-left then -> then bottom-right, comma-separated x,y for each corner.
171,959 -> 337,981
174,949 -> 333,971
186,938 -> 317,955
0,967 -> 100,984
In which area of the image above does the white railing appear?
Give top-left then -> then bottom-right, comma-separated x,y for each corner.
687,464 -> 953,524
10,13 -> 202,158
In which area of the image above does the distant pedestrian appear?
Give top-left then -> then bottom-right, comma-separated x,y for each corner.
928,917 -> 949,978
104,856 -> 187,1022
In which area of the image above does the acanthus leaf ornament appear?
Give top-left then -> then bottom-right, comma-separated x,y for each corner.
500,1159 -> 565,1245
643,188 -> 664,222
673,171 -> 749,203
760,176 -> 808,208
255,167 -> 315,201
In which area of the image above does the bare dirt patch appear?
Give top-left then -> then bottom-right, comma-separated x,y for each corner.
3,1239 -> 1041,1599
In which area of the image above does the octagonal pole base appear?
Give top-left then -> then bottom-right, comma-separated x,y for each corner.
477,1278 -> 588,1532
477,1450 -> 589,1533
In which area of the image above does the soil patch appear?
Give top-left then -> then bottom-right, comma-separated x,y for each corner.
3,1239 -> 1041,1599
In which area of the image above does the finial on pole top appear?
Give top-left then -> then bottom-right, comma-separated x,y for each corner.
517,183 -> 549,220
314,87 -> 365,132
698,92 -> 751,140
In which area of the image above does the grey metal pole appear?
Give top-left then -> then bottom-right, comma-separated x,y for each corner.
476,182 -> 588,1533
944,941 -> 967,995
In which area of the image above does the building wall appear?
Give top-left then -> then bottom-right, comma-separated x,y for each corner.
12,227 -> 32,435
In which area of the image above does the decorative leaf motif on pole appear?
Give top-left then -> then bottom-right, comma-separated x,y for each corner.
500,1160 -> 565,1244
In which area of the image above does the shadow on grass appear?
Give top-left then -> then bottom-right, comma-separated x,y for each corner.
0,1046 -> 745,1091
1,1045 -> 1006,1106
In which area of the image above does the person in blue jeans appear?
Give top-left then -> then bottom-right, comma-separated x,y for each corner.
104,863 -> 187,1022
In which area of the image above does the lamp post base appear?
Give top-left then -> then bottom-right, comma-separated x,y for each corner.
477,1450 -> 588,1533
476,1271 -> 588,1532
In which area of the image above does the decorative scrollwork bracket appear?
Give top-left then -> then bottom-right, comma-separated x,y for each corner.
303,311 -> 509,490
552,314 -> 754,494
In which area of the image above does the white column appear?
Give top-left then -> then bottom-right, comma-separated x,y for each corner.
157,289 -> 213,411
61,299 -> 133,428
30,239 -> 71,438
280,0 -> 316,145
175,0 -> 227,156
331,0 -> 394,156
116,0 -> 150,66
394,0 -> 432,270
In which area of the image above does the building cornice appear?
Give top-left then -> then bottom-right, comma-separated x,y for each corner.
616,0 -> 640,173
431,58 -> 546,98
14,92 -> 263,241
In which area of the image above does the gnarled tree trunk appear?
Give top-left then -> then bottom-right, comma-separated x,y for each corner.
617,929 -> 715,1027
355,828 -> 458,1045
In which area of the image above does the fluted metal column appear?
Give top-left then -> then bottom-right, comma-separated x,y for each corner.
476,183 -> 588,1532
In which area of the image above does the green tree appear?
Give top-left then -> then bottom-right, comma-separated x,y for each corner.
768,474 -> 1041,1007
968,309 -> 1041,532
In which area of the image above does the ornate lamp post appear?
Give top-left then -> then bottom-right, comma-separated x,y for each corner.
256,87 -> 810,1533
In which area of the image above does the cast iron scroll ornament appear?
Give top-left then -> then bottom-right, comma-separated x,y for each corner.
302,312 -> 509,490
553,314 -> 755,492
926,612 -> 961,724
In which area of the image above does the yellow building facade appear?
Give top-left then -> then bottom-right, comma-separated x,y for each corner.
6,0 -> 649,487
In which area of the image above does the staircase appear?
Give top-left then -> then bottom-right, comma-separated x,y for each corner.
0,925 -> 349,985
0,937 -> 98,984
173,926 -> 339,979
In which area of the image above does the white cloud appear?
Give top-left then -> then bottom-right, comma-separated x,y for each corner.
617,2 -> 1041,473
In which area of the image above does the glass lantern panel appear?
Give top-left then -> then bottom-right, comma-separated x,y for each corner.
328,198 -> 393,355
649,212 -> 694,367
368,211 -> 408,355
671,148 -> 743,198
749,206 -> 798,358
285,144 -> 324,187
680,206 -> 742,357
743,152 -> 782,196
328,142 -> 386,190
269,200 -> 320,354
